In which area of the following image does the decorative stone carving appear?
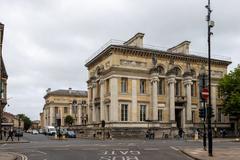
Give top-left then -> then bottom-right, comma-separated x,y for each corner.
120,59 -> 147,67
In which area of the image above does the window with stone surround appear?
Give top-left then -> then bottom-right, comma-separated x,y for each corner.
121,78 -> 128,93
106,79 -> 110,94
64,107 -> 68,113
158,109 -> 163,121
192,111 -> 195,123
175,80 -> 181,96
218,108 -> 223,122
191,81 -> 197,97
140,105 -> 146,121
140,79 -> 146,94
158,79 -> 165,95
121,104 -> 128,121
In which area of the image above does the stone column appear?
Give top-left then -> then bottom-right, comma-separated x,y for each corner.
87,85 -> 92,123
211,84 -> 217,122
49,107 -> 53,126
60,107 -> 64,126
151,74 -> 159,121
184,76 -> 193,123
92,82 -> 97,122
132,79 -> 137,121
78,104 -> 82,125
110,77 -> 118,121
168,75 -> 176,122
100,79 -> 105,121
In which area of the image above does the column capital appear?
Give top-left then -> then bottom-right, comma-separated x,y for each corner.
99,79 -> 104,85
184,76 -> 193,86
167,75 -> 176,84
151,76 -> 159,84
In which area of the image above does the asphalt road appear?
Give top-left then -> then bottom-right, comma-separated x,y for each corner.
1,133 -> 239,160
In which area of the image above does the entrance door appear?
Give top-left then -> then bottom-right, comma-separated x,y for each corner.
175,109 -> 182,128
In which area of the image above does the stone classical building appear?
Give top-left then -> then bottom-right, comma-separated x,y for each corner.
85,33 -> 231,137
42,88 -> 88,127
2,112 -> 24,130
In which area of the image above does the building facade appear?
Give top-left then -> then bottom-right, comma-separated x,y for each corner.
42,88 -> 88,128
2,112 -> 24,130
85,33 -> 231,133
0,22 -> 8,139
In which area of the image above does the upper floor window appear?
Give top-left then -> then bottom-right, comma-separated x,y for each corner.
64,107 -> 68,113
121,104 -> 128,121
140,105 -> 146,121
218,108 -> 223,122
158,79 -> 165,95
121,78 -> 128,93
158,109 -> 163,121
191,81 -> 197,97
175,80 -> 181,96
140,79 -> 146,94
106,79 -> 110,93
55,107 -> 58,114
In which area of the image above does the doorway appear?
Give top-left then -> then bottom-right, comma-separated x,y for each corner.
175,109 -> 182,128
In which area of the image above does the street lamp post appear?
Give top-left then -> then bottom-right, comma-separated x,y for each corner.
205,0 -> 214,156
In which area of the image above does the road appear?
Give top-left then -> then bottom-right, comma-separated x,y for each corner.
1,133 -> 239,160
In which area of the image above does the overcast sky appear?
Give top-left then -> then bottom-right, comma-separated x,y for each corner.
0,0 -> 239,120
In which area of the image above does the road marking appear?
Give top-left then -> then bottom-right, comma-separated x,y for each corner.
34,151 -> 47,155
143,148 -> 159,151
1,144 -> 7,147
170,146 -> 179,151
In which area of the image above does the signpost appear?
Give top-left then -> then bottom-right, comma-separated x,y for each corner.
201,88 -> 209,100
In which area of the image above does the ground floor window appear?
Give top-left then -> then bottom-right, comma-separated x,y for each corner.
106,105 -> 110,121
121,104 -> 128,121
158,109 -> 163,121
140,105 -> 146,121
192,111 -> 195,123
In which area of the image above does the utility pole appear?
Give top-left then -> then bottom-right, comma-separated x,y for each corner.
205,0 -> 214,157
0,22 -> 4,140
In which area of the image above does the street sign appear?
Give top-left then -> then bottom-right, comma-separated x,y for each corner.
201,88 -> 209,100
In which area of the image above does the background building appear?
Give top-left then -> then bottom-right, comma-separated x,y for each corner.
42,88 -> 88,128
0,22 -> 8,139
84,33 -> 231,138
2,112 -> 24,130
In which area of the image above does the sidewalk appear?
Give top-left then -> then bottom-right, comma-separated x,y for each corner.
181,147 -> 240,160
0,152 -> 17,160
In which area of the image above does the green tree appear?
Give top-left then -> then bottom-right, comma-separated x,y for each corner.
64,115 -> 74,126
17,114 -> 32,131
219,65 -> 240,132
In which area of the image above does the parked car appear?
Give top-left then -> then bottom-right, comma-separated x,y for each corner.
15,129 -> 23,137
44,126 -> 56,136
32,129 -> 39,134
39,129 -> 43,134
66,131 -> 76,138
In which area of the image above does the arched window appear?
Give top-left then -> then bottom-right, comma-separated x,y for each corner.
191,69 -> 196,78
173,67 -> 182,77
157,65 -> 165,75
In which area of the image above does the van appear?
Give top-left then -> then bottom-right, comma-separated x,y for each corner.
45,126 -> 56,135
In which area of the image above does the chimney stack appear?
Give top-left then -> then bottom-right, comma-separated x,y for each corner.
124,32 -> 144,48
167,41 -> 191,54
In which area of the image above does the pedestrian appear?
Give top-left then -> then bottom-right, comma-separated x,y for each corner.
6,129 -> 14,141
3,130 -> 6,137
178,128 -> 184,139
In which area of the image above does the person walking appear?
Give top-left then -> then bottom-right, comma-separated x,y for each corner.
6,129 -> 14,141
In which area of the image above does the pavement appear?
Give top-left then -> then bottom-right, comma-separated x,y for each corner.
0,152 -> 17,160
181,138 -> 240,160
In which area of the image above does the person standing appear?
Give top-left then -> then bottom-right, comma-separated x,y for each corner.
6,129 -> 14,141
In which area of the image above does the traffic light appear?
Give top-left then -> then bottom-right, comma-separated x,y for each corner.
199,108 -> 206,118
207,107 -> 215,118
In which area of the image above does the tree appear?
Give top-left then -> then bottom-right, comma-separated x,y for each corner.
219,65 -> 240,133
65,115 -> 74,126
17,114 -> 32,131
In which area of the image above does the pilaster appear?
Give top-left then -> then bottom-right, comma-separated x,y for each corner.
92,82 -> 97,122
184,76 -> 193,123
151,73 -> 159,121
100,79 -> 105,121
110,77 -> 118,121
168,74 -> 176,122
132,79 -> 137,121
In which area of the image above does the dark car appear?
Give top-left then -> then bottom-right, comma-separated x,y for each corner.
15,129 -> 23,137
66,131 -> 76,138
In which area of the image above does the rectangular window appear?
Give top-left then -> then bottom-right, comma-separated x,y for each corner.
121,78 -> 128,93
217,86 -> 222,99
55,107 -> 58,114
64,107 -> 68,113
140,105 -> 146,121
158,109 -> 163,121
121,104 -> 128,121
192,111 -> 195,123
175,80 -> 181,96
191,81 -> 197,97
218,108 -> 222,122
106,105 -> 110,121
140,79 -> 146,94
106,79 -> 110,93
158,79 -> 165,95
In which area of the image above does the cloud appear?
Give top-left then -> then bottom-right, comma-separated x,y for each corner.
0,0 -> 239,120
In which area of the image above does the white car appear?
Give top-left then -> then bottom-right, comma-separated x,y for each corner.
32,130 -> 39,134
